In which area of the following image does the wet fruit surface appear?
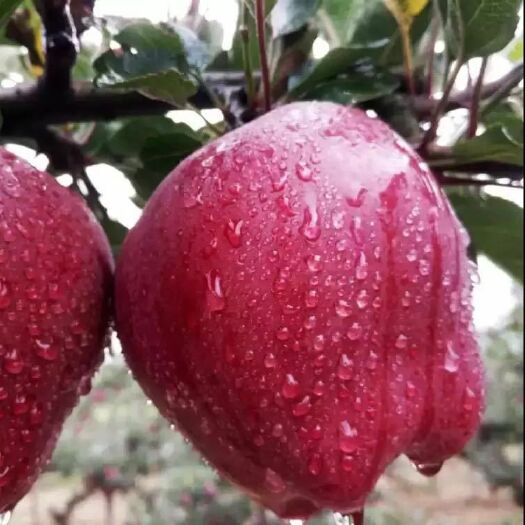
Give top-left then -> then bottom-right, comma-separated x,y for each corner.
115,102 -> 485,519
0,148 -> 113,512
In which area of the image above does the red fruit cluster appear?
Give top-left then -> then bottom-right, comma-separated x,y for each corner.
116,102 -> 485,519
0,148 -> 112,513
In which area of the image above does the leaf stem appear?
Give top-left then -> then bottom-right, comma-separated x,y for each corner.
400,24 -> 416,97
467,56 -> 488,138
426,15 -> 439,96
480,63 -> 524,117
255,0 -> 272,112
420,53 -> 464,152
240,2 -> 256,108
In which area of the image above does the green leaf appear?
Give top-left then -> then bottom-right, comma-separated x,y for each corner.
93,22 -> 199,105
299,67 -> 399,103
438,0 -> 522,59
449,193 -> 523,282
108,116 -> 188,157
100,216 -> 128,253
453,119 -> 524,167
168,23 -> 214,72
270,0 -> 322,38
508,37 -> 523,62
320,0 -> 367,46
0,0 -> 23,28
348,0 -> 432,64
140,126 -> 203,176
97,68 -> 197,106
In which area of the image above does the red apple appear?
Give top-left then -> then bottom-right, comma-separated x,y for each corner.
0,148 -> 112,513
115,102 -> 485,519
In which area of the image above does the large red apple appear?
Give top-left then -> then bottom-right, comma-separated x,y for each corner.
0,148 -> 113,513
115,102 -> 484,519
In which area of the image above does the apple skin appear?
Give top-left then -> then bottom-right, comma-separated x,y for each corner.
115,102 -> 485,519
0,148 -> 113,513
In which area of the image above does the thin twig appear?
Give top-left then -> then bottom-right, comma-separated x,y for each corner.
480,63 -> 525,117
255,0 -> 272,112
420,54 -> 464,151
38,0 -> 78,95
426,16 -> 440,97
467,57 -> 489,138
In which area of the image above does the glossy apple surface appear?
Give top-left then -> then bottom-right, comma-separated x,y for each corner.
116,102 -> 484,519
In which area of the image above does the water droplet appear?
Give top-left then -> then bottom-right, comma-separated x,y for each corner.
224,219 -> 243,248
0,511 -> 12,525
339,420 -> 359,453
292,395 -> 312,417
299,206 -> 321,242
308,453 -> 322,475
355,290 -> 368,309
296,163 -> 313,181
265,468 -> 286,493
305,254 -> 323,272
355,252 -> 368,280
346,322 -> 362,341
418,259 -> 430,276
331,210 -> 345,230
350,216 -> 363,245
395,334 -> 408,349
0,279 -> 11,310
406,248 -> 418,262
335,299 -> 352,318
346,188 -> 367,207
415,462 -> 443,477
337,354 -> 354,380
444,341 -> 459,373
282,374 -> 300,399
305,289 -> 319,308
35,338 -> 59,361
205,270 -> 225,313
264,353 -> 277,368
276,326 -> 291,341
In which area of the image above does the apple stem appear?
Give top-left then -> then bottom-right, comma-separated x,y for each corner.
255,0 -> 272,112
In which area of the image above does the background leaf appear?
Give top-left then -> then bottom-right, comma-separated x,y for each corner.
438,0 -> 522,59
0,0 -> 23,28
449,193 -> 524,282
270,0 -> 321,38
453,119 -> 524,167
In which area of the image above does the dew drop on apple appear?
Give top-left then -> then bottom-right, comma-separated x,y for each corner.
346,322 -> 362,341
205,270 -> 225,313
296,163 -> 313,182
299,205 -> 321,242
336,299 -> 352,318
264,468 -> 286,494
337,354 -> 354,380
414,461 -> 443,477
395,334 -> 408,349
292,395 -> 312,417
355,252 -> 368,280
346,188 -> 367,208
282,374 -> 300,399
444,341 -> 459,373
331,209 -> 345,229
308,453 -> 322,475
339,420 -> 359,453
224,219 -> 243,248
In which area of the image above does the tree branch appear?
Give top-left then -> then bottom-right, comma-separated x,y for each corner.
37,0 -> 79,95
0,74 -> 251,135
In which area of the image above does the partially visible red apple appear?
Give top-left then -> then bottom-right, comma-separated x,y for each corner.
0,148 -> 113,513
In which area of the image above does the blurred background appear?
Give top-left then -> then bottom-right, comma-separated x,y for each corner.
1,0 -> 523,524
